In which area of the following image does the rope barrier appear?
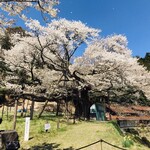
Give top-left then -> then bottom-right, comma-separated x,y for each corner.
76,139 -> 127,150
76,140 -> 101,150
102,139 -> 127,150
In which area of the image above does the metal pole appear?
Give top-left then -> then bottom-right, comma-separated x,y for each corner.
100,140 -> 103,150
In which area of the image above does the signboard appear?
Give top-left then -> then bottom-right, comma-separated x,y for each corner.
24,117 -> 30,141
45,123 -> 51,132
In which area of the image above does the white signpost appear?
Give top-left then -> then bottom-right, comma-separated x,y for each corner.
24,117 -> 30,141
45,123 -> 51,132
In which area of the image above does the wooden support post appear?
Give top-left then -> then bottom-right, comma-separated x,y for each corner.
13,100 -> 18,130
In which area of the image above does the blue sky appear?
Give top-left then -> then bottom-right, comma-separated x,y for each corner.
56,0 -> 150,58
1,0 -> 150,58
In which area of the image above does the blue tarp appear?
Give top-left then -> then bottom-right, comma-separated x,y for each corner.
90,103 -> 106,121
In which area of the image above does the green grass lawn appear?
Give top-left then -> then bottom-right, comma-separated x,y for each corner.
0,112 -> 150,150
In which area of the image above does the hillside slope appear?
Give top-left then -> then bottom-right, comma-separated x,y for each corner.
20,121 -> 150,150
1,116 -> 149,150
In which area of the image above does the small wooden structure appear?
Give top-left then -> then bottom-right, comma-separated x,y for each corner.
106,104 -> 150,128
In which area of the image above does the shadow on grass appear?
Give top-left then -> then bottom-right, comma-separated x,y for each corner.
36,115 -> 63,122
120,127 -> 150,148
22,142 -> 75,150
135,136 -> 150,148
107,120 -> 123,135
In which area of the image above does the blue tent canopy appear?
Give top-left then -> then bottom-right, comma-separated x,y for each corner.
90,103 -> 106,121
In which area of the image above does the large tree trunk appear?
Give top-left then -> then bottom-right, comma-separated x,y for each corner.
56,101 -> 60,116
1,104 -> 4,119
64,99 -> 69,124
73,89 -> 82,120
74,99 -> 82,120
38,100 -> 48,118
66,101 -> 69,124
30,99 -> 35,120
85,102 -> 91,120
73,88 -> 91,121
81,87 -> 91,120
21,99 -> 25,117
82,99 -> 90,120
107,96 -> 112,121
13,100 -> 18,130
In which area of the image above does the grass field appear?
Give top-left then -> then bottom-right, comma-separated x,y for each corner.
0,112 -> 150,150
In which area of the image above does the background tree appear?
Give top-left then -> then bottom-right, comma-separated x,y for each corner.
72,34 -> 150,117
0,0 -> 59,27
138,52 -> 150,71
2,18 -> 99,119
1,15 -> 150,121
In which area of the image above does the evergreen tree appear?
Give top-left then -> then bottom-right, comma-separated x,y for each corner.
138,53 -> 150,71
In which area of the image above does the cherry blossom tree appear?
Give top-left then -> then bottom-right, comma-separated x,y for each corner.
72,34 -> 150,118
0,0 -> 59,27
0,0 -> 60,98
2,16 -> 150,120
2,18 -> 100,118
